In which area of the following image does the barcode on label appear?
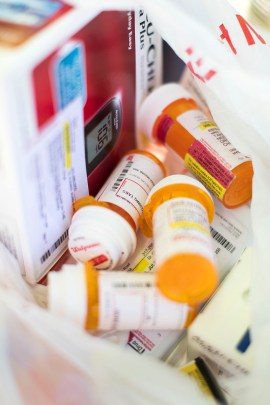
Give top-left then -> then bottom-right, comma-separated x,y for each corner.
40,229 -> 68,264
210,226 -> 236,253
111,160 -> 133,191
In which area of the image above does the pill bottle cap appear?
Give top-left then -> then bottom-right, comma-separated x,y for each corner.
146,174 -> 213,204
139,175 -> 214,237
139,83 -> 192,142
68,205 -> 137,269
48,262 -> 87,328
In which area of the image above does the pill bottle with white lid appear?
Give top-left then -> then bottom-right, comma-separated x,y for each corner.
48,262 -> 196,330
68,149 -> 165,270
139,83 -> 253,208
139,174 -> 218,305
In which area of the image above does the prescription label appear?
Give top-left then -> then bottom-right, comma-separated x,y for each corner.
178,110 -> 250,199
153,198 -> 214,266
96,153 -> 164,226
121,231 -> 155,273
98,272 -> 188,330
211,198 -> 251,280
185,153 -> 227,199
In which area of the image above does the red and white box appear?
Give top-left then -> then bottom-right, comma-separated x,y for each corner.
0,2 -> 162,284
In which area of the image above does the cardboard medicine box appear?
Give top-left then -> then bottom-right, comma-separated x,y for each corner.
0,2 -> 162,284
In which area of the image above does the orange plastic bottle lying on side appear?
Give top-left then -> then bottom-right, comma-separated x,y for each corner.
48,262 -> 196,330
139,174 -> 218,305
68,149 -> 165,270
139,83 -> 253,208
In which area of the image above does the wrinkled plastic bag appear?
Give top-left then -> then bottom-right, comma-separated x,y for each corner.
78,1 -> 270,402
2,0 -> 270,403
136,3 -> 270,404
0,244 -> 210,405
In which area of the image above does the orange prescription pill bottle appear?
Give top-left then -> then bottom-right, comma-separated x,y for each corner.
48,262 -> 196,330
68,150 -> 165,270
139,174 -> 218,305
139,83 -> 253,208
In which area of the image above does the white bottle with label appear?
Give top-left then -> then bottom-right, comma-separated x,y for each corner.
48,262 -> 196,330
140,174 -> 218,305
68,149 -> 165,270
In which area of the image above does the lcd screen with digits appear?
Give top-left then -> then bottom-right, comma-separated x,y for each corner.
85,97 -> 122,175
86,111 -> 113,164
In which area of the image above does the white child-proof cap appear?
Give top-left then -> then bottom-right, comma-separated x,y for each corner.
68,205 -> 137,270
139,175 -> 215,237
145,174 -> 213,205
48,262 -> 87,328
138,83 -> 192,141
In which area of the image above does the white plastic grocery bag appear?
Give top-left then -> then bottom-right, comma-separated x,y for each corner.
1,0 -> 270,403
135,3 -> 270,404
0,243 -> 210,405
64,1 -> 270,403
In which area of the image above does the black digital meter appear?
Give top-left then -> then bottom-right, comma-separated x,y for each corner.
84,97 -> 122,175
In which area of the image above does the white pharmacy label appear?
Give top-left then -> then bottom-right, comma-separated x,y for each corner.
96,153 -> 164,226
98,272 -> 188,330
21,98 -> 88,280
121,230 -> 155,273
153,198 -> 214,267
211,199 -> 251,280
178,109 -> 250,170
